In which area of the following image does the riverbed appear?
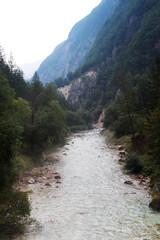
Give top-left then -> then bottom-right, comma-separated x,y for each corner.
16,129 -> 160,240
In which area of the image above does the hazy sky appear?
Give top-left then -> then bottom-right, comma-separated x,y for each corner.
0,0 -> 101,66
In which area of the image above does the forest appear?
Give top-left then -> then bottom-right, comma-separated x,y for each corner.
88,0 -> 160,211
0,48 -> 92,238
51,0 -> 160,211
103,56 -> 160,202
1,0 -> 160,237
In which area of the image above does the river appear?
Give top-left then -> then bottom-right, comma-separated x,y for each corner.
16,129 -> 160,240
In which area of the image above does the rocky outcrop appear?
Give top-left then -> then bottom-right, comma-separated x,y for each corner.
37,0 -> 119,83
58,70 -> 98,108
58,84 -> 72,100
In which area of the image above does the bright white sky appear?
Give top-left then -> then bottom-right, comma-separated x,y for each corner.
0,0 -> 101,66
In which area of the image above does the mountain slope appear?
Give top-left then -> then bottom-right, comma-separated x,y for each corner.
85,0 -> 160,74
64,0 -> 160,114
37,0 -> 119,83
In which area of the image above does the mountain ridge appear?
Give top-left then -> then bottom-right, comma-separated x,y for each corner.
37,0 -> 119,83
58,0 -> 160,119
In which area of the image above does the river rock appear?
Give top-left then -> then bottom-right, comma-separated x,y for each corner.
45,155 -> 59,163
118,145 -> 123,150
45,182 -> 51,187
119,158 -> 125,163
124,180 -> 133,185
37,177 -> 43,183
119,151 -> 126,156
118,143 -> 127,150
54,175 -> 61,180
56,181 -> 62,184
108,144 -> 117,150
27,178 -> 36,184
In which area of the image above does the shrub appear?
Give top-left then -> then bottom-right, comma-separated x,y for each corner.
69,125 -> 88,132
104,104 -> 120,128
149,195 -> 160,211
125,152 -> 143,174
0,190 -> 31,238
111,115 -> 131,138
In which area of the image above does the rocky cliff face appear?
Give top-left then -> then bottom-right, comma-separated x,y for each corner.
58,70 -> 98,109
67,0 -> 160,114
37,0 -> 119,84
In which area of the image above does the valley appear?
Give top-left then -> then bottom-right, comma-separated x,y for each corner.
15,129 -> 160,240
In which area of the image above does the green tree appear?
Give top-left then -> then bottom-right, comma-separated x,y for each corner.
41,82 -> 58,106
0,73 -> 31,238
117,68 -> 136,138
29,72 -> 44,124
0,190 -> 31,238
23,101 -> 66,160
0,74 -> 22,189
147,54 -> 160,110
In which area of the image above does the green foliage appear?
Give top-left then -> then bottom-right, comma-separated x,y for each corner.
66,109 -> 92,131
111,115 -> 132,138
0,67 -> 31,237
69,125 -> 89,132
35,101 -> 66,146
104,103 -> 120,129
139,56 -> 160,179
103,55 -> 160,191
15,98 -> 31,125
41,82 -> 58,106
23,96 -> 66,160
54,77 -> 71,88
0,74 -> 23,190
104,69 -> 141,138
149,195 -> 160,211
0,190 -> 31,238
125,152 -> 143,174
86,0 -> 160,73
69,0 -> 160,112
29,72 -> 44,124
0,47 -> 94,237
147,55 -> 160,110
144,104 -> 160,173
0,47 -> 28,98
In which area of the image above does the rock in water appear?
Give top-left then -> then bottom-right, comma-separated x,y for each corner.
124,180 -> 133,185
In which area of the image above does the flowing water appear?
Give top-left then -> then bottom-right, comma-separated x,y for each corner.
16,129 -> 160,240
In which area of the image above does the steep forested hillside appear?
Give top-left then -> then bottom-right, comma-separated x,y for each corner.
1,1 -> 160,235
72,0 -> 160,107
87,0 -> 159,69
57,0 -> 160,209
37,0 -> 119,83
